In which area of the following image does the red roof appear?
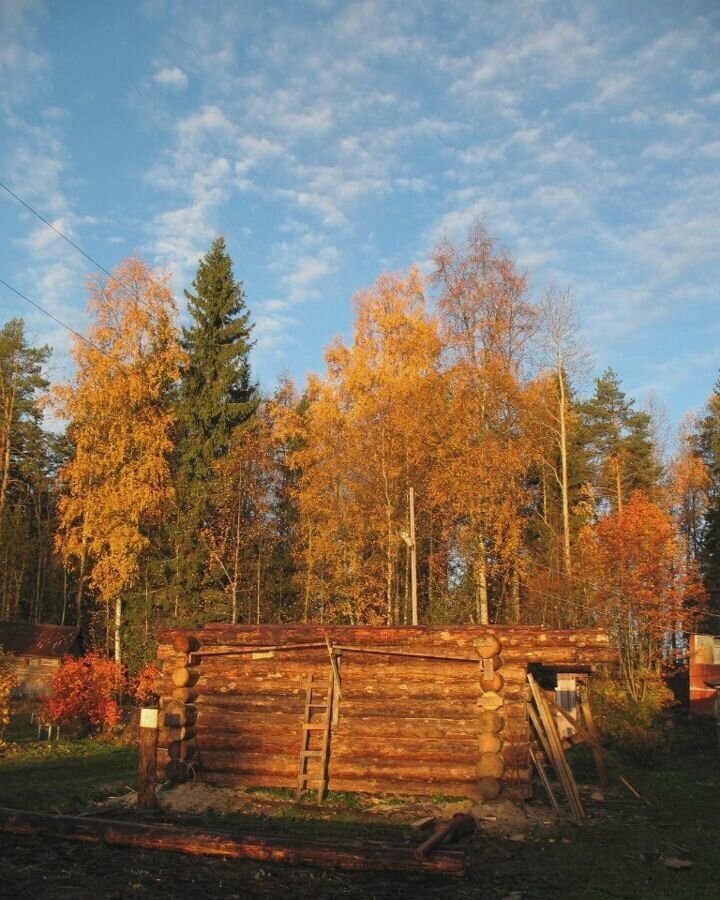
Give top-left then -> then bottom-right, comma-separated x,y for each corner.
0,622 -> 80,658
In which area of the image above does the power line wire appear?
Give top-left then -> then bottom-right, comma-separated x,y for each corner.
0,178 -> 135,297
0,276 -> 108,357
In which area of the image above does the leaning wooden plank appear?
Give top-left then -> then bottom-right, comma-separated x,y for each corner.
0,807 -> 467,876
527,674 -> 585,821
578,689 -> 608,787
542,695 -> 651,807
528,744 -> 561,818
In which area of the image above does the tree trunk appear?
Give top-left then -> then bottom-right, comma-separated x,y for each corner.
114,595 -> 122,664
510,562 -> 520,624
231,488 -> 242,625
303,527 -> 313,623
0,376 -> 17,536
256,547 -> 261,624
476,546 -> 489,625
75,512 -> 88,626
557,363 -> 572,576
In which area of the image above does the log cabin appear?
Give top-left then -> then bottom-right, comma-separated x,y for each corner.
155,624 -> 616,802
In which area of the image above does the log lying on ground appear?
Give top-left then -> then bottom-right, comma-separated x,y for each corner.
0,807 -> 467,876
415,814 -> 476,859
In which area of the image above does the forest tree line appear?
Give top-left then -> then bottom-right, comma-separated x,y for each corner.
1,223 -> 717,697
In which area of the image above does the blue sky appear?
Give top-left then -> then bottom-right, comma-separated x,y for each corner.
1,0 -> 719,428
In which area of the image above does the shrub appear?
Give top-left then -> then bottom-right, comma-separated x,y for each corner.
128,661 -> 160,707
43,653 -> 125,733
0,647 -> 18,741
589,676 -> 675,767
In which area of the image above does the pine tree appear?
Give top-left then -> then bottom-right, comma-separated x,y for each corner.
579,368 -> 660,513
174,237 -> 258,616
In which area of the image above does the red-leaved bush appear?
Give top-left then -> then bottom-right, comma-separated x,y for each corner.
128,661 -> 160,706
44,653 -> 124,732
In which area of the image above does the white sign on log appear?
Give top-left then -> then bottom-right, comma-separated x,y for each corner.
140,708 -> 159,729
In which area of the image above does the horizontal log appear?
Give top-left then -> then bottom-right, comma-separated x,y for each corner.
168,681 -> 487,704
190,732 -> 481,760
196,711 -> 480,739
182,714 -> 528,752
472,635 -> 502,658
477,777 -> 502,801
194,677 -> 312,695
478,733 -> 502,754
477,752 -> 504,779
160,726 -> 195,743
197,710 -> 304,729
330,744 -> 479,765
195,696 -> 306,714
201,771 -> 487,800
161,701 -> 196,728
0,807 -> 466,876
172,687 -> 196,703
338,699 -> 479,718
157,631 -> 614,675
198,767 -> 531,793
160,624 -> 611,647
172,634 -> 199,654
480,672 -> 504,692
167,672 -> 505,696
198,751 -> 480,783
191,733 -> 299,754
172,668 -> 197,688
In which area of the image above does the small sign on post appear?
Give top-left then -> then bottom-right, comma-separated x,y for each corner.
137,707 -> 159,810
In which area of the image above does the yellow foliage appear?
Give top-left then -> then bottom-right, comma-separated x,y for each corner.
54,258 -> 183,603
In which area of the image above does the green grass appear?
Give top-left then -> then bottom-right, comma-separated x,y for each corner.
0,706 -> 137,812
500,723 -> 720,900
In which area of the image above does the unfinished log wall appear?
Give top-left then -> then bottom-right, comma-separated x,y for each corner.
155,625 -> 614,802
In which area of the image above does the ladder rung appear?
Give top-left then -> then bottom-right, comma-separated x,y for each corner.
303,724 -> 325,730
308,703 -> 327,709
301,750 -> 323,758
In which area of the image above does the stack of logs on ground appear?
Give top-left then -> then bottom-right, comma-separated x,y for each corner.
155,625 -> 615,802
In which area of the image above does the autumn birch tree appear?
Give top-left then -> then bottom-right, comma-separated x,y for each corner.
536,286 -> 591,577
288,270 -> 443,624
432,222 -> 535,624
55,258 -> 182,663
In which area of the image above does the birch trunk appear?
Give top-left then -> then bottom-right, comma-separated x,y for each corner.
114,595 -> 122,664
557,362 -> 572,576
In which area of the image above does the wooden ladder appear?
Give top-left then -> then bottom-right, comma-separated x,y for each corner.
296,670 -> 334,803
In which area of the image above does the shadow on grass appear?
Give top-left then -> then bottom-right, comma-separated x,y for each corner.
0,708 -> 137,812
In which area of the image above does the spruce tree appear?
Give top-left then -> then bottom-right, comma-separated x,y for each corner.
698,376 -> 720,591
579,368 -> 660,513
174,237 -> 258,616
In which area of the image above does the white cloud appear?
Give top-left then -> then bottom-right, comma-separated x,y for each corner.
154,65 -> 188,90
254,309 -> 299,351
